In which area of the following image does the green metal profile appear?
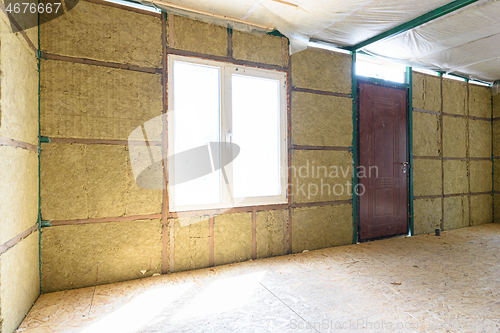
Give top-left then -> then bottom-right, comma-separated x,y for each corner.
492,93 -> 494,223
406,67 -> 414,236
351,51 -> 358,244
351,0 -> 481,51
37,5 -> 42,294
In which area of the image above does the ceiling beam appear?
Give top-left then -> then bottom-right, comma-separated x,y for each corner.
350,0 -> 481,51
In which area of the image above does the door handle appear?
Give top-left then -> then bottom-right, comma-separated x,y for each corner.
401,162 -> 410,173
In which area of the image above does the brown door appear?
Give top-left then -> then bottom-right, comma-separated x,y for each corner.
358,82 -> 408,240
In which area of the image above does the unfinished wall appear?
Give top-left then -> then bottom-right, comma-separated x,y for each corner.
0,8 -> 39,333
412,73 -> 493,234
290,48 -> 353,252
39,0 -> 164,292
493,90 -> 500,222
164,13 -> 292,273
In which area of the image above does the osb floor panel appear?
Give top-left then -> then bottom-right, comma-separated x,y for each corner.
17,224 -> 500,333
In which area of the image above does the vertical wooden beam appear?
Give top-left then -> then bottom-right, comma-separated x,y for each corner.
467,82 -> 472,226
281,37 -> 288,68
169,219 -> 175,273
209,216 -> 214,267
227,28 -> 233,59
161,13 -> 169,274
282,210 -> 288,255
287,41 -> 293,254
252,208 -> 257,260
439,73 -> 445,230
168,13 -> 175,49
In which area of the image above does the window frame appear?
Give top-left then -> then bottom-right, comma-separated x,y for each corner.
167,55 -> 288,212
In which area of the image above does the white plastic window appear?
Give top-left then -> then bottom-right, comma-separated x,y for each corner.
168,55 -> 287,211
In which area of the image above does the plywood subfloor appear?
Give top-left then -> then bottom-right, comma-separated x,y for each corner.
17,224 -> 500,332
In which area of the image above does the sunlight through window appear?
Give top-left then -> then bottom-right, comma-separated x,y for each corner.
172,271 -> 266,321
82,283 -> 193,333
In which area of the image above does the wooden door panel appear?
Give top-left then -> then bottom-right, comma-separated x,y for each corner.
358,82 -> 408,240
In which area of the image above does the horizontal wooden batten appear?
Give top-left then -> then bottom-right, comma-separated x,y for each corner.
291,87 -> 351,98
442,157 -> 467,161
442,112 -> 467,119
83,0 -> 161,17
292,145 -> 351,151
470,192 -> 493,196
469,157 -> 492,161
413,156 -> 440,160
444,193 -> 468,198
469,116 -> 492,121
291,200 -> 351,208
41,52 -> 162,74
412,108 -> 440,116
0,136 -> 38,152
0,1 -> 37,52
47,214 -> 162,227
168,204 -> 289,219
166,48 -> 288,72
45,138 -> 162,146
0,224 -> 38,256
414,195 -> 441,200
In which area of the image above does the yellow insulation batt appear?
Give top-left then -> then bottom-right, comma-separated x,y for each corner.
291,48 -> 351,94
443,160 -> 468,195
443,196 -> 469,230
214,213 -> 252,266
442,116 -> 467,158
469,120 -> 492,158
292,204 -> 352,253
469,160 -> 492,193
172,217 -> 210,272
0,17 -> 38,145
413,198 -> 441,235
41,143 -> 162,221
470,195 -> 493,225
256,210 -> 286,259
292,92 -> 352,147
291,150 -> 352,203
412,111 -> 440,157
169,15 -> 227,56
412,73 -> 441,113
413,159 -> 442,196
232,30 -> 285,66
469,85 -> 492,118
0,147 -> 38,244
442,79 -> 467,115
40,0 -> 162,67
40,60 -> 162,140
1,232 -> 39,333
41,219 -> 162,293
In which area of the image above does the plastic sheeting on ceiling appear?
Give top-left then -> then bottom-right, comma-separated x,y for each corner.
364,0 -> 500,82
132,0 -> 500,82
